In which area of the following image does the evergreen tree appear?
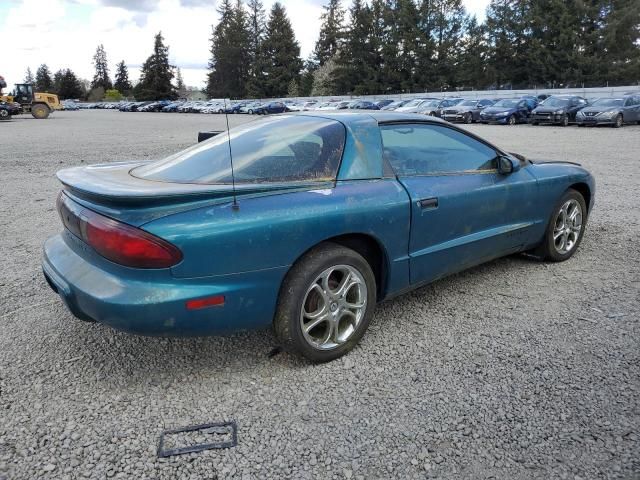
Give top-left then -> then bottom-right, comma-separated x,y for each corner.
91,44 -> 113,90
298,59 -> 317,97
335,0 -> 374,94
314,0 -> 345,66
422,0 -> 468,90
134,32 -> 177,100
311,56 -> 339,95
175,67 -> 187,97
53,69 -> 65,94
457,15 -> 489,89
206,0 -> 251,98
58,69 -> 84,99
485,0 -> 531,88
246,0 -> 267,97
261,3 -> 302,97
35,64 -> 53,92
601,0 -> 640,84
24,67 -> 35,84
114,60 -> 132,94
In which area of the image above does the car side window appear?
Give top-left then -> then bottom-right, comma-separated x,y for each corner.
380,123 -> 498,176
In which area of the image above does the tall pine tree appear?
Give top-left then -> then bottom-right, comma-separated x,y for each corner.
35,64 -> 53,92
206,0 -> 251,98
24,67 -> 35,84
91,44 -> 112,90
334,0 -> 374,94
314,0 -> 345,66
114,61 -> 132,94
261,3 -> 302,97
246,0 -> 267,97
134,32 -> 177,100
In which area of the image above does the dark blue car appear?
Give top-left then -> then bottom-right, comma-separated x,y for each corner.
255,101 -> 289,115
43,112 -> 594,362
479,98 -> 537,125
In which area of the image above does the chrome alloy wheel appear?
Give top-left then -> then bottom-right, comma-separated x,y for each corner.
553,199 -> 583,254
300,265 -> 368,350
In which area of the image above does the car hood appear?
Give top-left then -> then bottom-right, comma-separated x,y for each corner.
579,106 -> 618,114
482,106 -> 515,114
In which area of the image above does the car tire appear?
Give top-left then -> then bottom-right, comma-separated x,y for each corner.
464,112 -> 472,124
613,114 -> 623,128
274,242 -> 377,363
561,114 -> 569,127
248,109 -> 254,115
531,121 -> 539,126
507,115 -> 516,125
0,109 -> 10,120
535,189 -> 587,262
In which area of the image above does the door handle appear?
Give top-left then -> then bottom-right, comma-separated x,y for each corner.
418,197 -> 438,209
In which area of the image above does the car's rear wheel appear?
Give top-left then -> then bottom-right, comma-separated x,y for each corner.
274,243 -> 376,362
0,109 -> 10,120
248,109 -> 254,115
536,189 -> 587,262
613,114 -> 623,128
507,115 -> 516,125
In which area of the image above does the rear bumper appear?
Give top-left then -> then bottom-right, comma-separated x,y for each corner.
42,233 -> 287,336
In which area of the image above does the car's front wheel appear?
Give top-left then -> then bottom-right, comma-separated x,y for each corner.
536,189 -> 587,262
613,114 -> 623,128
274,243 -> 376,362
464,112 -> 472,124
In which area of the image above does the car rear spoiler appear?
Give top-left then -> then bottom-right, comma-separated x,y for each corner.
197,130 -> 224,143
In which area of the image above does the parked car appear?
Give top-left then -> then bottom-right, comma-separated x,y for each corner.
240,102 -> 263,114
254,101 -> 289,115
395,98 -> 438,113
575,95 -> 640,128
348,100 -> 379,110
529,95 -> 588,126
43,112 -> 594,362
162,101 -> 183,112
375,99 -> 395,109
416,98 -> 463,117
62,101 -> 80,111
479,98 -> 536,125
441,99 -> 496,124
0,101 -> 12,120
381,100 -> 410,111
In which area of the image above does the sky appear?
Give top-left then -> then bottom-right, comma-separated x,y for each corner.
0,0 -> 490,91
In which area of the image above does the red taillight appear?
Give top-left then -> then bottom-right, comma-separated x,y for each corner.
58,193 -> 182,269
186,295 -> 225,310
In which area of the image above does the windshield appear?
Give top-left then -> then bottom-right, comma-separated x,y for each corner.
134,116 -> 346,184
459,100 -> 479,107
593,98 -> 624,107
492,99 -> 518,108
543,97 -> 570,107
402,99 -> 424,108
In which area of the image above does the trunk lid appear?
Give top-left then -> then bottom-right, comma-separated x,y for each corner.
58,162 -> 333,227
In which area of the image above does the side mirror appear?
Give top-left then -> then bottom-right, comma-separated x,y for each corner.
497,155 -> 521,175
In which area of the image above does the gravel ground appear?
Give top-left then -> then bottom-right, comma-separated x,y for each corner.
0,110 -> 638,480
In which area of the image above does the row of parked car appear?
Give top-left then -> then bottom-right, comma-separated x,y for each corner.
88,92 -> 640,127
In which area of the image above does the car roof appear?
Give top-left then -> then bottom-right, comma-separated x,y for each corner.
292,110 -> 449,125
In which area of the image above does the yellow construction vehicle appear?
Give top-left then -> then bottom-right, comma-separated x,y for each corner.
0,78 -> 62,119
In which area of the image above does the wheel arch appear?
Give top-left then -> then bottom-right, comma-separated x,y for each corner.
287,233 -> 390,302
569,182 -> 592,212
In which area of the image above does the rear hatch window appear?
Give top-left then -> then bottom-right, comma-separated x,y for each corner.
133,115 -> 346,184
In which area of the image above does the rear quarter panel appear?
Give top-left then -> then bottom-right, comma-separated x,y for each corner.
143,179 -> 412,296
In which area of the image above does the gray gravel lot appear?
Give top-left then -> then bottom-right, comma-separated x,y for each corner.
0,110 -> 638,480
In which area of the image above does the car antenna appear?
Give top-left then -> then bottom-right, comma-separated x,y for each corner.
223,97 -> 239,211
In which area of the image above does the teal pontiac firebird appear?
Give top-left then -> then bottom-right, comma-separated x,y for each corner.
43,112 -> 595,362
